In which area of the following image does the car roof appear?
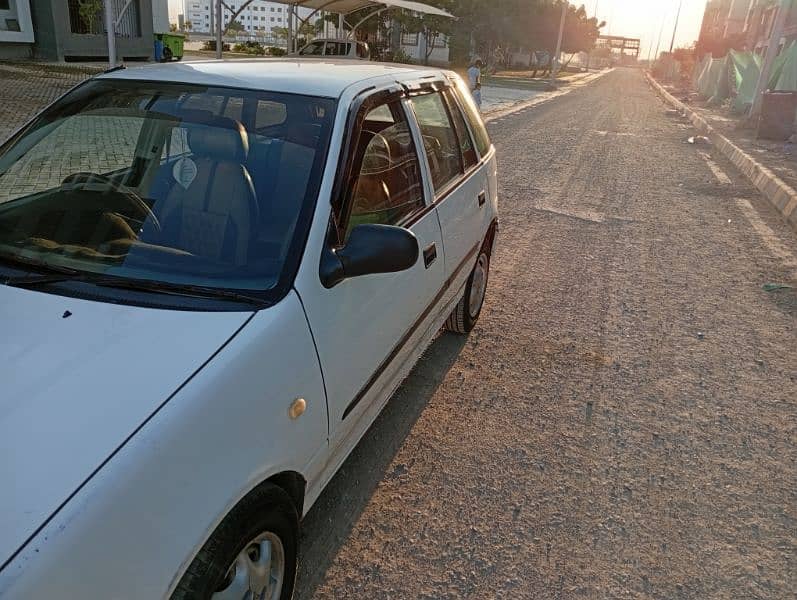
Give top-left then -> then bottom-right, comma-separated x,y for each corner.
99,59 -> 448,98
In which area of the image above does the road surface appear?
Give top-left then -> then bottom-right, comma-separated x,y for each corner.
297,68 -> 796,599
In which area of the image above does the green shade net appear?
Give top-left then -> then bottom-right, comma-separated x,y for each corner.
693,55 -> 710,90
707,56 -> 730,104
774,40 -> 797,90
732,54 -> 762,112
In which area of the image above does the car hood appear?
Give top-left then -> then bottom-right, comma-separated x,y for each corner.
0,285 -> 252,570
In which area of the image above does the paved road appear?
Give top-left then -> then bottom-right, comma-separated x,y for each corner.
297,68 -> 796,599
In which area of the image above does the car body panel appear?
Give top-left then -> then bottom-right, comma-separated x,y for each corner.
0,284 -> 252,571
0,291 -> 326,598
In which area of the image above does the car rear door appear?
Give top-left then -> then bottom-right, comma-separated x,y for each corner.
408,85 -> 493,298
295,89 -> 446,444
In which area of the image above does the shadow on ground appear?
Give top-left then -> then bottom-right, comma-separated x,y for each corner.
295,331 -> 467,599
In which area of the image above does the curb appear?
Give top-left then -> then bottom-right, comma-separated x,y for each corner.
646,72 -> 797,231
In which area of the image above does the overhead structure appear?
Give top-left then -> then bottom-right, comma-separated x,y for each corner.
214,0 -> 455,57
596,35 -> 641,60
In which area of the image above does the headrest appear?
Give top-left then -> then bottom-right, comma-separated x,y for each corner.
185,115 -> 249,162
284,122 -> 321,149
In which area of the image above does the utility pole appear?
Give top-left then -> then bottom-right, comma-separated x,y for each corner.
104,0 -> 116,67
209,0 -> 214,40
550,1 -> 567,83
652,8 -> 666,65
215,0 -> 222,58
668,0 -> 683,54
751,0 -> 794,117
287,4 -> 294,53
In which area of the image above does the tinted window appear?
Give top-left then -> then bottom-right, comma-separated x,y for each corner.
411,92 -> 462,193
0,80 -> 335,295
443,89 -> 478,170
453,78 -> 491,157
345,102 -> 425,238
300,41 -> 324,55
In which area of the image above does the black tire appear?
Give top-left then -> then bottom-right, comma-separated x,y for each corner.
172,483 -> 299,600
445,244 -> 491,335
162,47 -> 173,62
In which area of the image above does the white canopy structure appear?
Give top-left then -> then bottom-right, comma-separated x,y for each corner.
211,0 -> 455,58
290,0 -> 453,18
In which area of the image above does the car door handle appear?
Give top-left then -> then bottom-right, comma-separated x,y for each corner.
423,243 -> 437,268
478,191 -> 487,207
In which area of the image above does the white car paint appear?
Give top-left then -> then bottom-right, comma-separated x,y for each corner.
0,60 -> 498,598
0,284 -> 251,571
0,292 -> 327,597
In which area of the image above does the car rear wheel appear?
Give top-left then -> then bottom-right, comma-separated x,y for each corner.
172,483 -> 298,600
445,245 -> 491,335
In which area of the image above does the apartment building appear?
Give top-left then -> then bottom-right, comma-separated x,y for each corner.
743,0 -> 797,54
183,0 -> 313,35
698,0 -> 797,56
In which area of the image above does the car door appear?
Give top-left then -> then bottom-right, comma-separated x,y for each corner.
409,87 -> 490,297
295,91 -> 445,445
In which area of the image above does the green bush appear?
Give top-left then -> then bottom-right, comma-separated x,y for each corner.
201,40 -> 230,52
233,41 -> 266,55
267,46 -> 287,57
388,48 -> 414,65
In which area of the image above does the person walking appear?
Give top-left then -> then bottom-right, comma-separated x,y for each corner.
468,58 -> 483,110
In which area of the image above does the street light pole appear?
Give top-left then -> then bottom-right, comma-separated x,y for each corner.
550,1 -> 567,84
104,0 -> 116,67
751,0 -> 794,117
669,0 -> 683,54
215,0 -> 222,58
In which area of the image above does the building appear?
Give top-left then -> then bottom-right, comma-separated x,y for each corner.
0,0 -> 163,61
697,0 -> 797,57
743,0 -> 797,55
0,0 -> 35,58
182,0 -> 309,36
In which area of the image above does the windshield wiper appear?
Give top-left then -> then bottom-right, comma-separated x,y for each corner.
88,276 -> 267,305
0,254 -> 81,284
2,264 -> 265,306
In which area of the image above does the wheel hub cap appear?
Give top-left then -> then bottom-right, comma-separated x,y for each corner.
212,532 -> 285,600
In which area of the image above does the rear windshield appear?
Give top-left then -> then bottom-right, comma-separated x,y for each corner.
0,79 -> 335,296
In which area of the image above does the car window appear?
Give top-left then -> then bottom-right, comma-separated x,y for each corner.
325,42 -> 346,56
411,92 -> 462,193
443,89 -> 478,170
0,81 -> 336,296
452,78 -> 492,157
345,102 -> 425,239
301,41 -> 325,55
255,100 -> 288,129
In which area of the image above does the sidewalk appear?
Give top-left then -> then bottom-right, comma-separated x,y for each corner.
0,61 -> 103,141
648,73 -> 797,230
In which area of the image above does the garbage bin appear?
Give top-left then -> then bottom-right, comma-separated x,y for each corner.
155,33 -> 184,62
758,91 -> 797,140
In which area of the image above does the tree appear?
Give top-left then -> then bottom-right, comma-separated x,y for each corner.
226,19 -> 245,34
393,0 -> 456,64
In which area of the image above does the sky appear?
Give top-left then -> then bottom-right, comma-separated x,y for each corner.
167,0 -> 707,59
589,0 -> 706,59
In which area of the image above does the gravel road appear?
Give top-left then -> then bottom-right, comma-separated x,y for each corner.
297,68 -> 796,599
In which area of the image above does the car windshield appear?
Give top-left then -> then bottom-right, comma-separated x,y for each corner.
0,79 -> 335,295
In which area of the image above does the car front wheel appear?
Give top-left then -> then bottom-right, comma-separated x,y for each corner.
172,483 -> 298,600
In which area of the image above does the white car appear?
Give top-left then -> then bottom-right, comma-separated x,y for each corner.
293,38 -> 370,59
0,59 -> 497,599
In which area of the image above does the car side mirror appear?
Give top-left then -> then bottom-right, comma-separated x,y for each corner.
320,224 -> 419,288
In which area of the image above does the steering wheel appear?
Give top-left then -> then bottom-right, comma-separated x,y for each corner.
62,172 -> 162,233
